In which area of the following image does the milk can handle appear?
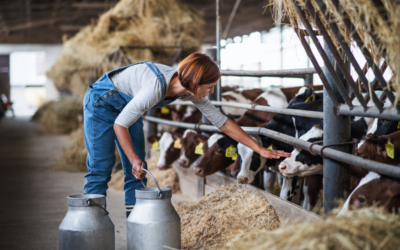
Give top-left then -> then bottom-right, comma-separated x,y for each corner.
87,199 -> 109,215
141,168 -> 163,198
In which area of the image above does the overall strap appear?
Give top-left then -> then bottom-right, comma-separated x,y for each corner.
106,61 -> 145,78
144,62 -> 167,99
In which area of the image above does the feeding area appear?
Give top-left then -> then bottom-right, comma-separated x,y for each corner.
1,0 -> 399,249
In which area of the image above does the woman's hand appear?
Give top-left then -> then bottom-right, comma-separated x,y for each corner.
258,147 -> 291,159
131,158 -> 146,179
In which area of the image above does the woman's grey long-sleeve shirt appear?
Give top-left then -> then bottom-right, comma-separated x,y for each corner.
110,63 -> 227,128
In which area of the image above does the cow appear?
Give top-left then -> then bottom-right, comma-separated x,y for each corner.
147,108 -> 203,170
235,86 -> 323,127
236,135 -> 266,184
278,125 -> 324,177
177,129 -> 207,168
358,130 -> 400,166
193,134 -> 237,177
338,172 -> 400,215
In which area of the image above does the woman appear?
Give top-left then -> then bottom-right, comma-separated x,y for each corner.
83,52 -> 290,217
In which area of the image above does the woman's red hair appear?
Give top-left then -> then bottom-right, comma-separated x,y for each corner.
178,52 -> 220,98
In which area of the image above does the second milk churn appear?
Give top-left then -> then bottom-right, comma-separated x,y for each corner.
59,194 -> 115,250
127,169 -> 181,250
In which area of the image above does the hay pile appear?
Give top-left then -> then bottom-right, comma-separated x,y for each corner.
270,0 -> 400,104
56,127 -> 121,172
175,184 -> 280,250
47,0 -> 203,98
224,207 -> 400,250
109,151 -> 180,193
34,97 -> 83,134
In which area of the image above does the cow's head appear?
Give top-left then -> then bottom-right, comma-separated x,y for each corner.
152,131 -> 182,170
374,119 -> 400,136
194,134 -> 236,177
279,125 -> 324,177
358,133 -> 398,164
287,87 -> 316,106
236,135 -> 266,184
349,176 -> 400,212
178,129 -> 206,168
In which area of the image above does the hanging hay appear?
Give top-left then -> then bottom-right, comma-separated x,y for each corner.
223,207 -> 400,250
109,151 -> 180,193
269,0 -> 400,104
56,127 -> 121,172
175,184 -> 280,250
34,97 -> 83,134
47,0 -> 203,98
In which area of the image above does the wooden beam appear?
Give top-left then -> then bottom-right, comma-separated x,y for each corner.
72,2 -> 117,9
58,25 -> 84,31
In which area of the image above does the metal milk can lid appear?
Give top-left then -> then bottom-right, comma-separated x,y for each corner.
136,168 -> 172,199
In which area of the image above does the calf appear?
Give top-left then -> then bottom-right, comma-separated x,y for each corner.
221,91 -> 252,117
194,134 -> 237,177
338,172 -> 400,215
177,129 -> 207,168
236,135 -> 266,184
279,125 -> 324,177
358,130 -> 400,165
147,132 -> 182,170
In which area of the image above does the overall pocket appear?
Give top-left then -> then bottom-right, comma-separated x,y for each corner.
94,90 -> 127,112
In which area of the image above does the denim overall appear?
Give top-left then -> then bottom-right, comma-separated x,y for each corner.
83,62 -> 178,207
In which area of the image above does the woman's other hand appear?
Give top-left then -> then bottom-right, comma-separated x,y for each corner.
131,159 -> 146,179
259,147 -> 291,159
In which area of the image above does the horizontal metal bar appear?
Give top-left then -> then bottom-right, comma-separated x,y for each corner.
221,68 -> 316,78
170,100 -> 324,119
337,105 -> 400,120
143,116 -> 400,178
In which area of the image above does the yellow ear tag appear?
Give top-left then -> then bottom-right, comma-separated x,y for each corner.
267,143 -> 273,159
195,142 -> 204,155
161,107 -> 170,114
225,145 -> 237,159
174,138 -> 182,149
397,121 -> 400,129
231,154 -> 237,161
385,142 -> 395,159
152,141 -> 160,151
305,93 -> 315,102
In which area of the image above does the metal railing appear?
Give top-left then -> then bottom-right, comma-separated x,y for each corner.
144,116 -> 400,179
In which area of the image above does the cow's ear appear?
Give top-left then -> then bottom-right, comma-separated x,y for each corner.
231,157 -> 241,176
172,132 -> 183,141
147,135 -> 160,144
170,109 -> 180,121
377,135 -> 392,157
217,136 -> 237,150
305,87 -> 315,98
193,134 -> 208,145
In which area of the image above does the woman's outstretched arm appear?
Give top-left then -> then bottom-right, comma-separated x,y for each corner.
219,118 -> 291,159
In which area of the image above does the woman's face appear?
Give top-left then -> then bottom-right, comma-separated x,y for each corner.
196,81 -> 218,100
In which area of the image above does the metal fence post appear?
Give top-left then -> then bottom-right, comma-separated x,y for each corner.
323,43 -> 351,214
304,73 -> 313,85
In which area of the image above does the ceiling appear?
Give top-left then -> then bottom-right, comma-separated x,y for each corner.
0,0 -> 277,44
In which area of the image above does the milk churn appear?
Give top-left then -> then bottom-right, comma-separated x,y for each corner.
59,194 -> 115,250
127,169 -> 181,250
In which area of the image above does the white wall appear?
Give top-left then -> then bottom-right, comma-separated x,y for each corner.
0,44 -> 63,101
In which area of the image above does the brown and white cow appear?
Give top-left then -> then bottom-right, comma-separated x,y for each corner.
193,134 -> 237,177
147,108 -> 202,170
358,130 -> 400,165
177,129 -> 207,168
338,171 -> 400,215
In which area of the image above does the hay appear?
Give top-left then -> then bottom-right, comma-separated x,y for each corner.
56,127 -> 121,172
269,0 -> 400,104
224,207 -> 400,250
47,0 -> 203,98
109,151 -> 180,193
175,184 -> 280,250
34,97 -> 83,134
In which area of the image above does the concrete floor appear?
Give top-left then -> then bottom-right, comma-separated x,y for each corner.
0,117 -> 189,249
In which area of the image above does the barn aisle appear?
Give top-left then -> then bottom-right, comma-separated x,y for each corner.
0,117 -> 127,250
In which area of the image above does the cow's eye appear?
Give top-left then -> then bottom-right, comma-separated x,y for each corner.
357,196 -> 366,203
217,149 -> 223,153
